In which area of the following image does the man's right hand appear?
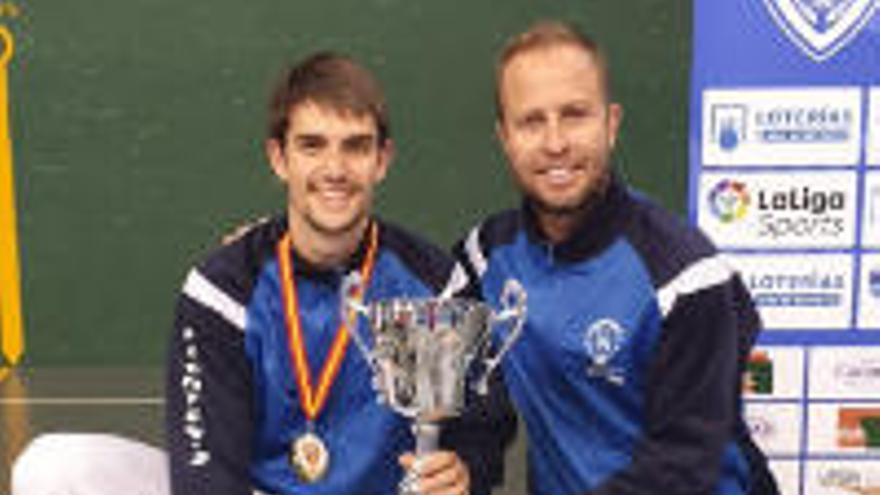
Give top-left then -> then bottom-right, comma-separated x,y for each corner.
399,451 -> 470,495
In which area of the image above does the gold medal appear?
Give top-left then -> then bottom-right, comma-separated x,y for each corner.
291,431 -> 330,483
277,223 -> 379,484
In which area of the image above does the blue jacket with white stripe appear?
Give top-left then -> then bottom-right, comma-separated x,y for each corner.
452,175 -> 778,495
165,217 -> 515,495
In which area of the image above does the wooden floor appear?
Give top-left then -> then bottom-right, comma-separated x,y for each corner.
0,367 -> 165,493
0,366 -> 526,494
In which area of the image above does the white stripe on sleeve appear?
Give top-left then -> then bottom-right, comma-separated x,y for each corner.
181,269 -> 247,331
657,255 -> 735,318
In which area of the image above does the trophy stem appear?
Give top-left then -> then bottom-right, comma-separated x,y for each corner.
413,421 -> 439,455
399,421 -> 440,495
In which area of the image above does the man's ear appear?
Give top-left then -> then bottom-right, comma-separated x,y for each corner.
265,138 -> 288,182
374,138 -> 395,183
495,118 -> 510,157
607,103 -> 623,151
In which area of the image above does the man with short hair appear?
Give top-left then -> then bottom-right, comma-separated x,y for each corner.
165,51 -> 518,495
453,21 -> 778,495
12,52 -> 514,495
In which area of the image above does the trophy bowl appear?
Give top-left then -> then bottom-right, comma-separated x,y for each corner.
365,297 -> 490,421
340,274 -> 526,494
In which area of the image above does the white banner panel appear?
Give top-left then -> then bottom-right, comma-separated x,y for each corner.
805,461 -> 880,495
810,346 -> 880,398
860,171 -> 880,248
698,171 -> 858,249
744,346 -> 805,399
702,88 -> 862,166
730,254 -> 853,330
858,254 -> 880,328
768,461 -> 800,495
809,402 -> 880,454
745,403 -> 803,455
868,88 -> 880,166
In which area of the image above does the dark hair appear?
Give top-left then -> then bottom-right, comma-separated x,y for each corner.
267,52 -> 389,146
495,20 -> 612,120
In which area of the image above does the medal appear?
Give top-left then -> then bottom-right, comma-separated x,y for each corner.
277,223 -> 379,483
291,431 -> 330,482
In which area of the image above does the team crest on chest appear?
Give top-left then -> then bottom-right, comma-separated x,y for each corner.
583,318 -> 627,385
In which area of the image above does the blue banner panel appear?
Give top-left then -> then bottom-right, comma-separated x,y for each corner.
689,1 -> 880,493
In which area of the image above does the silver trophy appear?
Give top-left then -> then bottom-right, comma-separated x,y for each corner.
341,274 -> 526,495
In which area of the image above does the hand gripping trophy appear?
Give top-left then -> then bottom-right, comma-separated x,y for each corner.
341,274 -> 526,495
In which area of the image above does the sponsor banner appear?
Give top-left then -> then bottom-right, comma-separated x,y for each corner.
745,402 -> 803,455
768,461 -> 800,495
810,346 -> 880,398
698,171 -> 857,249
858,254 -> 880,328
729,254 -> 852,330
702,88 -> 862,167
870,88 -> 880,166
692,2 -> 880,493
806,461 -> 880,495
860,171 -> 880,248
744,346 -> 805,399
809,403 -> 880,454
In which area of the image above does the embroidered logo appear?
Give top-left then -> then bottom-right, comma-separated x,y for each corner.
763,0 -> 879,62
583,318 -> 627,385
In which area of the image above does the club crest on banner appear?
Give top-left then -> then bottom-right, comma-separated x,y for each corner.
762,0 -> 880,62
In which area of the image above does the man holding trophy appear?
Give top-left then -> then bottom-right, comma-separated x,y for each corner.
11,52 -> 515,495
164,52 -> 516,495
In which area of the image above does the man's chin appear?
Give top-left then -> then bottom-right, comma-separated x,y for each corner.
527,175 -> 609,217
529,194 -> 590,217
306,213 -> 368,237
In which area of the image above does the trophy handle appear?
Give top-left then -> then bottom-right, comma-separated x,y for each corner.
340,272 -> 377,374
475,278 -> 527,395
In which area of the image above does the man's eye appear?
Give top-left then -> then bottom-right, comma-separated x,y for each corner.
518,114 -> 544,130
297,139 -> 324,154
561,107 -> 589,121
343,138 -> 375,155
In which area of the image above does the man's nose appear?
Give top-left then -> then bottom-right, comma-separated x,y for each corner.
322,147 -> 348,178
542,120 -> 569,155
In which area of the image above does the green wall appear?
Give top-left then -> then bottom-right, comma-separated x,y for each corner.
7,0 -> 691,365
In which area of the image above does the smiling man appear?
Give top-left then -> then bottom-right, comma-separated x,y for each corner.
166,52 -> 515,495
452,21 -> 779,495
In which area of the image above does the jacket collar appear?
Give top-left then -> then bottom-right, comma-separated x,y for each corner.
284,218 -> 378,280
521,172 -> 632,263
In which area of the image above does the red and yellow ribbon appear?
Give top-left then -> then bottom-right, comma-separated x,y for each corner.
276,223 -> 378,420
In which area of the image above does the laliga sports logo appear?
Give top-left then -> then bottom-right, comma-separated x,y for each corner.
763,0 -> 880,62
708,179 -> 751,223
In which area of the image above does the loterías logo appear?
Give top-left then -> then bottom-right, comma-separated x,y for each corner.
763,0 -> 879,62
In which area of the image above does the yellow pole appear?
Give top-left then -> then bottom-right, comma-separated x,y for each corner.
0,25 -> 23,366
